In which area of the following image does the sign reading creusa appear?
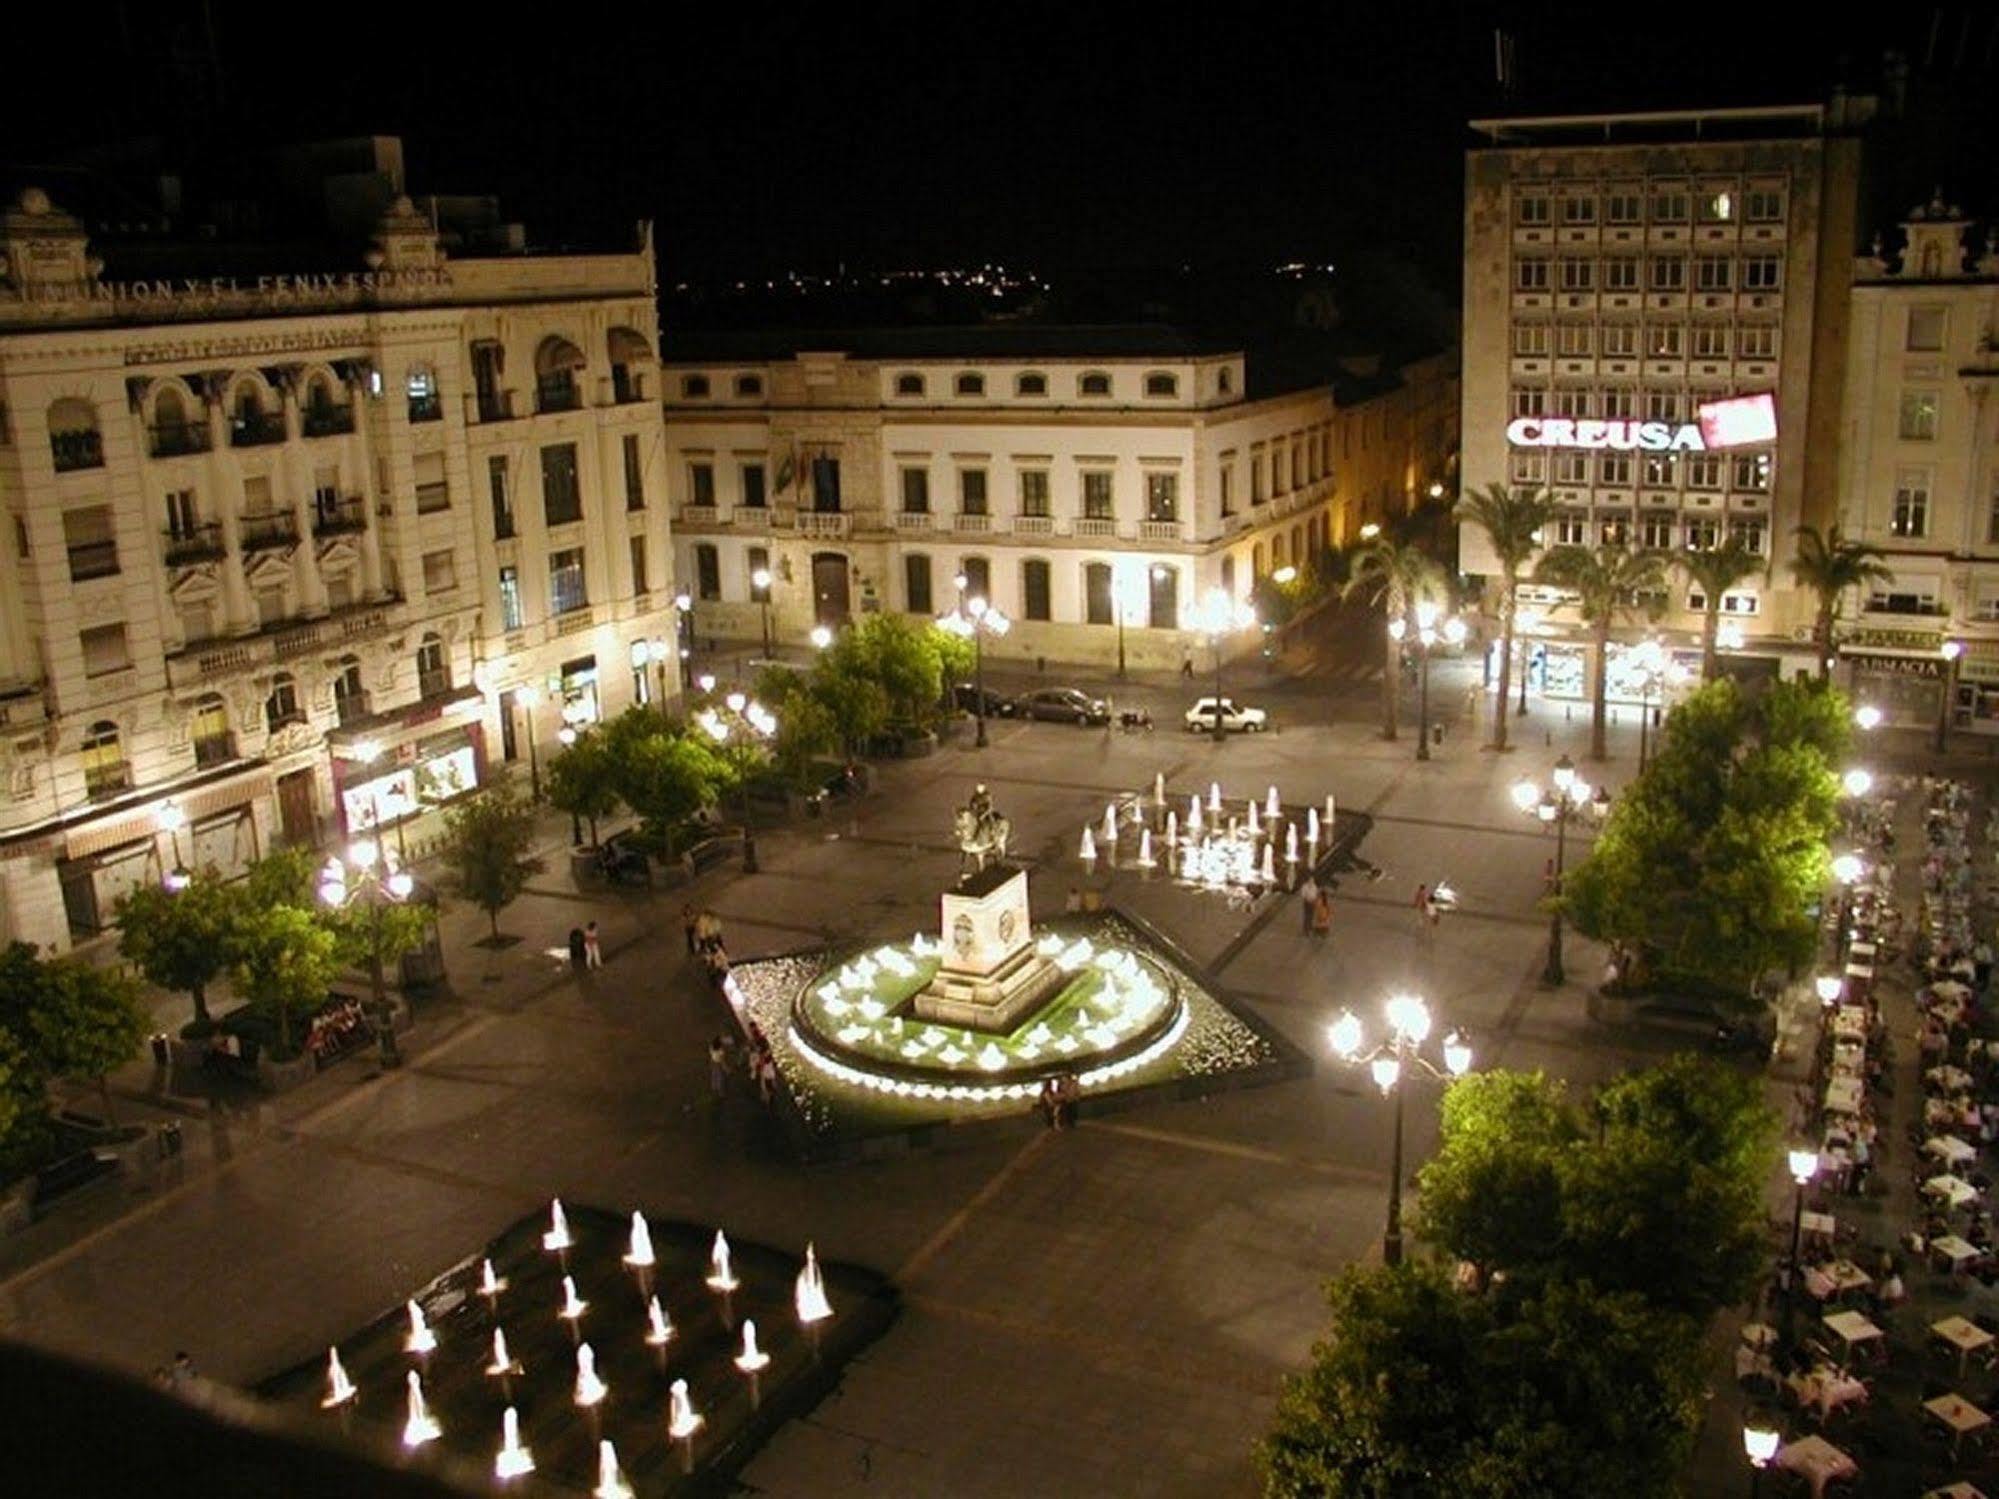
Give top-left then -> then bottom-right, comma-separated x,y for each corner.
1507,392 -> 1779,453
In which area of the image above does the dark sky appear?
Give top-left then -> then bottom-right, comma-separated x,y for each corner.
1,3 -> 1991,282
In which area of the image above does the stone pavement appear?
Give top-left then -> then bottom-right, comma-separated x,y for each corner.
1,643 -> 1732,1495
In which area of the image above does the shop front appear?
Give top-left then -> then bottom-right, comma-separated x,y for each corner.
1512,637 -> 1705,707
1952,642 -> 1999,736
1842,626 -> 1948,729
329,690 -> 488,847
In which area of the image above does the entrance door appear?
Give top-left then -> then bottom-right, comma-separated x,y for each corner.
498,689 -> 520,763
811,552 -> 851,627
277,768 -> 319,846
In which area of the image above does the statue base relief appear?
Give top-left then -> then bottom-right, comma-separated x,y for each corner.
913,864 -> 1066,1033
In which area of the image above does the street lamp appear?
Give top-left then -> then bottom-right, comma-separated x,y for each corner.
1936,639 -> 1963,755
649,636 -> 671,711
316,843 -> 416,1070
1188,586 -> 1257,741
1853,704 -> 1882,732
1393,599 -> 1466,762
157,802 -> 189,888
751,567 -> 774,658
1110,561 -> 1150,680
1841,767 -> 1872,798
1512,754 -> 1611,986
516,684 -> 543,802
939,597 -> 1011,747
810,624 -> 833,650
1781,1147 -> 1818,1347
1358,522 -> 1380,541
696,691 -> 776,872
1326,994 -> 1474,1266
1742,1421 -> 1781,1497
556,726 -> 582,845
1814,974 -> 1844,1007
674,592 -> 694,689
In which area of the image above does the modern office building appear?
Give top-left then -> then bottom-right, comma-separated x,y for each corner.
0,143 -> 671,951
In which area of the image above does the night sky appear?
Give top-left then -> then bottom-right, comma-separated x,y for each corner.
0,3 -> 1991,285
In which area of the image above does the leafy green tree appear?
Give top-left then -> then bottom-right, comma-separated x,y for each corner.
0,1025 -> 35,1163
242,844 -> 319,909
1416,1071 -> 1577,1277
1457,483 -> 1555,751
826,614 -> 955,730
616,729 -> 738,840
115,871 -> 236,1029
1341,537 -> 1446,740
810,662 -> 890,753
29,959 -> 148,1125
1790,524 -> 1893,683
929,620 -> 975,694
1677,542 -> 1763,681
1531,543 -> 1666,761
546,726 -> 623,847
440,777 -> 545,941
226,903 -> 342,1059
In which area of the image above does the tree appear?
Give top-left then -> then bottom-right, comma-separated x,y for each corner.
440,777 -> 545,941
29,959 -> 148,1126
115,871 -> 236,1029
825,614 -> 955,731
1416,1070 -> 1577,1278
226,903 -> 343,1059
809,661 -> 890,754
1456,484 -> 1555,751
1341,537 -> 1445,741
1789,524 -> 1893,683
616,728 -> 739,840
1677,542 -> 1763,681
546,726 -> 622,847
242,844 -> 319,909
1531,544 -> 1667,760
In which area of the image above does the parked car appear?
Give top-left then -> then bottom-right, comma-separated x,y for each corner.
1184,697 -> 1269,733
1629,998 -> 1772,1056
952,683 -> 1018,718
1017,687 -> 1111,725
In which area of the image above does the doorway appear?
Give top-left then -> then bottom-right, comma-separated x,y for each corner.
811,552 -> 851,627
277,768 -> 319,846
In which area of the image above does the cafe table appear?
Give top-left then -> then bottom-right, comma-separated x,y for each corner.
1926,1392 -> 1992,1460
1932,1316 -> 1995,1375
1823,1076 -> 1864,1115
1926,1174 -> 1981,1210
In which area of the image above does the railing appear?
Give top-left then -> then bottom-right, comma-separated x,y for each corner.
51,430 -> 104,471
1139,519 -> 1183,542
418,669 -> 453,700
953,513 -> 991,533
894,510 -> 934,531
1014,514 -> 1055,535
301,405 -> 356,437
415,483 -> 450,514
798,511 -> 849,538
335,690 -> 373,726
230,411 -> 287,447
312,498 -> 366,537
193,732 -> 237,768
537,378 -> 582,414
66,541 -> 120,581
407,393 -> 444,424
85,766 -> 133,801
680,504 -> 720,527
476,390 -> 515,423
553,605 -> 597,636
271,604 -> 395,662
240,511 -> 299,551
734,505 -> 770,529
1075,517 -> 1119,538
149,423 -> 211,458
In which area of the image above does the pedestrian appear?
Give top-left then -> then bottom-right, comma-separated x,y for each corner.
1055,1074 -> 1078,1129
1037,1079 -> 1059,1130
584,921 -> 603,970
1299,874 -> 1320,935
682,904 -> 699,955
1065,886 -> 1083,913
755,1050 -> 777,1107
1180,648 -> 1194,680
1423,890 -> 1441,927
567,926 -> 587,971
707,1035 -> 731,1099
1413,883 -> 1429,919
1312,888 -> 1332,940
171,1351 -> 197,1391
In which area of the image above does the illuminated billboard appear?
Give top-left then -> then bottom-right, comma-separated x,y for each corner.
1507,393 -> 1775,453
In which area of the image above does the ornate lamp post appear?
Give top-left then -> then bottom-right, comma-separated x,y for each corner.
517,684 -> 543,803
1853,704 -> 1882,732
751,568 -> 774,659
1936,638 -> 1963,755
1742,1421 -> 1780,1497
1326,995 -> 1473,1266
1780,1147 -> 1818,1347
317,841 -> 415,1070
556,727 -> 582,845
939,597 -> 1011,748
1393,599 -> 1466,762
674,592 -> 694,689
1511,755 -> 1611,987
1514,605 -> 1540,717
1188,586 -> 1257,741
696,692 -> 777,873
157,802 -> 190,889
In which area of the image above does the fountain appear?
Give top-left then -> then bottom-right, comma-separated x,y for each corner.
623,1211 -> 655,1295
403,1299 -> 436,1356
1165,810 -> 1178,847
1153,772 -> 1165,806
1307,806 -> 1320,844
1079,826 -> 1096,862
1136,829 -> 1155,867
707,1231 -> 740,1292
668,1377 -> 704,1472
558,1274 -> 588,1335
1188,797 -> 1203,836
1266,786 -> 1280,819
645,1295 -> 674,1369
1325,793 -> 1335,829
1247,801 -> 1260,836
593,1439 -> 635,1499
735,1318 -> 772,1407
1285,824 -> 1298,863
1260,844 -> 1276,885
796,1244 -> 833,1326
401,1370 -> 441,1448
478,1257 -> 507,1301
542,1198 -> 573,1255
1208,782 -> 1222,813
1101,803 -> 1118,844
320,1347 -> 356,1409
573,1342 -> 609,1408
494,1405 -> 535,1480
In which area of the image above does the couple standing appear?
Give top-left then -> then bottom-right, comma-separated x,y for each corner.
1298,875 -> 1332,940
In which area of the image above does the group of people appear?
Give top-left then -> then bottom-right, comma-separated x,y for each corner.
708,1022 -> 779,1108
1037,1074 -> 1080,1129
565,921 -> 604,971
1297,875 -> 1333,939
682,905 -> 729,987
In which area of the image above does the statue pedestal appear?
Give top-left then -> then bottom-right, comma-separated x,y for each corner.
913,865 -> 1064,1033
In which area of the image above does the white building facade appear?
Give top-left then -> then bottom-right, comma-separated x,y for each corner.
0,186 -> 673,951
663,340 -> 1338,670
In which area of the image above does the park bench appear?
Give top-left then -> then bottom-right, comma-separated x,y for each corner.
32,1148 -> 119,1213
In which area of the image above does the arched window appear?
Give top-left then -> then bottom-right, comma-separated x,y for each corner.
1016,372 -> 1047,397
904,553 -> 933,614
81,721 -> 127,798
695,543 -> 721,601
230,384 -> 281,447
417,633 -> 450,697
959,555 -> 991,600
955,372 -> 986,397
191,693 -> 234,767
333,656 -> 368,726
265,672 -> 302,731
607,327 -> 654,403
1021,558 -> 1051,620
303,375 -> 352,436
1252,542 -> 1266,580
1078,371 -> 1112,398
151,387 -> 200,457
48,396 -> 102,472
895,372 -> 925,397
1148,564 -> 1179,628
1273,533 -> 1287,569
1084,562 -> 1114,625
1220,554 -> 1236,597
1144,372 -> 1178,398
733,374 -> 763,398
535,335 -> 586,412
680,374 -> 711,399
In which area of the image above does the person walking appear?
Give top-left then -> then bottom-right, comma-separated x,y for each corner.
707,1036 -> 731,1101
1180,648 -> 1194,680
682,904 -> 699,955
567,926 -> 587,971
583,921 -> 603,970
1299,874 -> 1320,935
1413,883 -> 1429,921
1311,888 -> 1332,941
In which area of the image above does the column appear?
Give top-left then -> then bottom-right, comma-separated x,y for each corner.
204,376 -> 254,634
349,366 -> 388,601
279,368 -> 329,617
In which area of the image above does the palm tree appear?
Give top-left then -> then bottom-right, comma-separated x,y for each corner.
1342,536 -> 1446,741
1790,524 -> 1893,683
1532,544 -> 1668,760
1678,542 -> 1765,681
1456,483 -> 1555,751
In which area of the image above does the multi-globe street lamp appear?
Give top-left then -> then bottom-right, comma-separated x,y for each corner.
1742,1420 -> 1781,1496
157,802 -> 190,889
1936,638 -> 1964,755
1853,704 -> 1882,732
1326,994 -> 1474,1266
938,596 -> 1011,748
1511,754 -> 1611,986
1390,599 -> 1466,762
810,624 -> 833,651
674,591 -> 695,689
317,839 -> 415,1070
751,567 -> 775,658
556,725 -> 582,845
696,690 -> 777,873
1188,586 -> 1258,741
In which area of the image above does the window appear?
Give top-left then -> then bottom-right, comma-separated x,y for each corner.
1218,367 -> 1234,395
1556,324 -> 1592,356
1509,450 -> 1547,484
1599,454 -> 1633,486
1218,462 -> 1234,516
895,372 -> 925,397
191,694 -> 233,766
689,462 -> 716,508
747,547 -> 771,600
1513,324 -> 1550,356
1605,191 -> 1643,225
1221,555 -> 1236,595
1647,323 -> 1683,357
1603,258 -> 1639,291
1686,454 -> 1723,489
1511,385 -> 1546,418
1641,513 -> 1674,549
1644,389 -> 1681,423
1694,256 -> 1732,291
1732,453 -> 1771,491
1599,517 -> 1630,547
1552,389 -> 1591,419
629,535 -> 649,596
1892,471 -> 1930,538
1553,453 -> 1589,486
1554,513 -> 1587,546
1738,325 -> 1777,359
905,554 -> 932,614
1020,468 -> 1050,517
1728,517 -> 1765,555
1601,388 -> 1636,419
734,374 -> 763,398
489,456 -> 514,538
1144,372 -> 1178,398
900,466 -> 930,513
80,622 -> 129,677
1742,255 -> 1782,290
623,433 -> 645,511
406,366 -> 441,423
63,505 -> 117,581
1145,472 -> 1178,522
740,462 -> 766,509
414,450 -> 450,514
1514,259 -> 1550,291
1251,451 -> 1267,503
1989,484 -> 1999,545
1021,559 -> 1051,620
960,556 -> 990,601
1649,189 -> 1689,223
416,635 -> 450,698
1600,324 -> 1638,357
265,673 -> 302,731
681,375 -> 710,399
1082,470 -> 1114,520
472,341 -> 505,419
955,372 -> 986,397
1561,195 -> 1596,225
499,566 -> 524,630
1642,453 -> 1678,487
1699,189 -> 1734,223
1692,324 -> 1730,358
1745,188 -> 1784,222
421,548 -> 458,594
960,468 -> 988,516
1147,565 -> 1179,628
1078,372 -> 1111,398
541,443 -> 582,526
1648,257 -> 1686,291
549,547 -> 588,615
1016,372 -> 1047,397
1084,562 -> 1114,625
695,545 -> 720,601
1515,194 -> 1550,225
80,721 -> 126,798
1899,390 -> 1940,441
1684,517 -> 1720,550
1558,259 -> 1594,291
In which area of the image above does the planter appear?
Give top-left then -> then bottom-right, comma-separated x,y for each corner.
167,1037 -> 210,1074
899,730 -> 938,759
569,846 -> 605,888
255,1051 -> 316,1093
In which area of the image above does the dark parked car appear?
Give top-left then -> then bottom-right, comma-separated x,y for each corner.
1016,687 -> 1112,725
952,683 -> 1018,718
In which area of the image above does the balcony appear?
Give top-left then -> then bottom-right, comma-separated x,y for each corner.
418,668 -> 453,700
953,513 -> 991,534
149,423 -> 211,458
1075,517 -> 1119,538
1014,514 -> 1055,535
407,393 -> 443,424
230,411 -> 287,448
335,689 -> 373,727
536,378 -> 581,415
680,504 -> 720,527
734,505 -> 771,530
894,510 -> 934,532
164,523 -> 226,565
312,498 -> 367,537
798,511 -> 849,538
66,541 -> 120,582
85,765 -> 133,802
51,429 -> 105,472
272,603 -> 396,663
1139,519 -> 1184,543
193,730 -> 237,768
476,389 -> 515,423
302,405 -> 356,438
553,605 -> 597,637
240,511 -> 300,552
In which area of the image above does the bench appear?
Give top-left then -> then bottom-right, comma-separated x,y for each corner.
685,836 -> 737,876
32,1149 -> 119,1212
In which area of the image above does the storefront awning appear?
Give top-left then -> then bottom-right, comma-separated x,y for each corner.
325,686 -> 486,752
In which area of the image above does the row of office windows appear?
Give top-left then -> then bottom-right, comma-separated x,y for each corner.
1513,254 -> 1784,293
1512,321 -> 1780,359
1542,513 -> 1766,553
1515,185 -> 1786,227
1511,448 -> 1772,492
